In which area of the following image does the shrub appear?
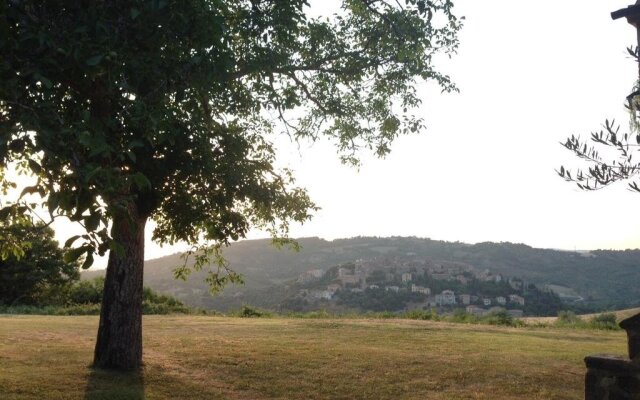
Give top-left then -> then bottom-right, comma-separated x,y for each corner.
67,277 -> 104,304
55,304 -> 101,315
404,309 -> 437,321
0,303 -> 101,315
556,310 -> 581,325
0,277 -> 192,315
237,305 -> 270,318
553,311 -> 620,330
481,311 -> 522,327
448,309 -> 477,324
374,311 -> 399,319
588,313 -> 620,330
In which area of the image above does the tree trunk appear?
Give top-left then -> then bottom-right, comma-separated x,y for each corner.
93,206 -> 147,370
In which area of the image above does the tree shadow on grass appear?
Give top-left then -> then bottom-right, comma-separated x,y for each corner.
84,367 -> 145,400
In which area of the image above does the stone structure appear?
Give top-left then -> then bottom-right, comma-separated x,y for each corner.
584,313 -> 640,399
584,6 -> 640,396
621,313 -> 640,361
612,1 -> 640,25
613,1 -> 640,82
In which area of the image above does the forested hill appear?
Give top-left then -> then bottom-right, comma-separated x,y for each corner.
83,237 -> 640,312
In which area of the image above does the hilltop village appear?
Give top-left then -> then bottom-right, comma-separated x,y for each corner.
285,257 -> 562,316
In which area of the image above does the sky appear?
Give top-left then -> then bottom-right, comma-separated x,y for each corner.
26,1 -> 640,265
262,0 -> 640,249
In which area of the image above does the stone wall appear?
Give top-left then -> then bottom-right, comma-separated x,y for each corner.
585,313 -> 640,399
585,354 -> 640,399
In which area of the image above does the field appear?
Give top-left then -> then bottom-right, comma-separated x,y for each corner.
523,307 -> 640,324
0,315 -> 627,399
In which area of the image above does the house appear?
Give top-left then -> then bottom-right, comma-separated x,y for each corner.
458,294 -> 471,305
509,294 -> 525,305
495,296 -> 507,306
466,305 -> 486,316
429,264 -> 445,273
435,290 -> 456,306
456,275 -> 469,285
296,273 -> 315,284
494,274 -> 503,283
431,272 -> 451,281
338,267 -> 351,277
350,288 -> 363,293
488,306 -> 506,314
401,273 -> 413,283
327,284 -> 341,293
310,290 -> 333,300
508,278 -> 523,291
424,297 -> 438,308
296,269 -> 325,284
407,301 -> 432,311
478,269 -> 493,281
368,284 -> 380,290
507,309 -> 524,318
385,286 -> 400,293
483,298 -> 492,306
309,269 -> 325,278
340,275 -> 361,286
320,291 -> 333,300
411,284 -> 431,295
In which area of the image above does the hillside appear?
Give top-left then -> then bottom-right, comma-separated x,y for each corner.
83,237 -> 640,312
0,315 -> 626,399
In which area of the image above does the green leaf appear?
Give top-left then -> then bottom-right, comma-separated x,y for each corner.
64,235 -> 81,248
27,159 -> 42,174
85,213 -> 101,231
47,193 -> 60,213
173,265 -> 192,281
19,185 -> 40,199
85,166 -> 102,183
81,252 -> 94,269
0,207 -> 12,221
128,140 -> 145,149
131,172 -> 151,190
85,55 -> 103,66
64,246 -> 88,263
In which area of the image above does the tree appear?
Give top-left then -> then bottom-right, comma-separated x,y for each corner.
559,43 -> 640,190
0,0 -> 462,369
0,224 -> 80,306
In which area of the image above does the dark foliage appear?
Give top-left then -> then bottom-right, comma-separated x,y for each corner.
0,224 -> 79,306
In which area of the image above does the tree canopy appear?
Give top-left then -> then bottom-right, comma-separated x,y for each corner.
1,0 -> 461,269
0,0 -> 462,369
0,224 -> 79,306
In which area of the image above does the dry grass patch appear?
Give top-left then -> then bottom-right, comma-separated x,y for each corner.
0,315 -> 626,399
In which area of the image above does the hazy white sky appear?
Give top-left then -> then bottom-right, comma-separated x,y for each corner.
44,1 -> 640,265
267,0 -> 640,249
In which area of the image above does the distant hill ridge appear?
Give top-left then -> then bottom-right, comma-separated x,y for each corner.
82,236 -> 640,312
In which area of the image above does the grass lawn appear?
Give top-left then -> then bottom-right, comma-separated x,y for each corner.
0,315 -> 627,399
